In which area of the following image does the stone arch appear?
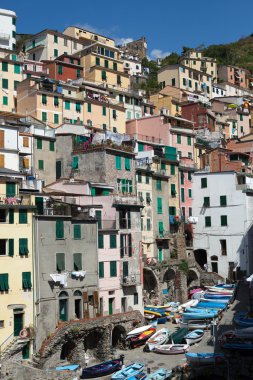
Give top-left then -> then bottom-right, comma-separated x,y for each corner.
211,255 -> 218,261
194,249 -> 207,269
163,268 -> 176,282
83,329 -> 104,352
111,325 -> 126,349
161,268 -> 177,302
187,269 -> 200,287
143,267 -> 159,302
60,340 -> 76,361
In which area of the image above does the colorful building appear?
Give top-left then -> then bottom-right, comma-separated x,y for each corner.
180,50 -> 217,82
0,8 -> 16,50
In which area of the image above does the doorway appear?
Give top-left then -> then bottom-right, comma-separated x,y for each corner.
121,297 -> 127,312
14,312 -> 23,336
74,290 -> 82,319
109,298 -> 114,315
22,342 -> 30,359
59,291 -> 68,322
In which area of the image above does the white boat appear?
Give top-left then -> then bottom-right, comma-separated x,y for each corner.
207,287 -> 234,294
154,343 -> 189,355
145,328 -> 171,351
126,325 -> 154,339
180,319 -> 212,330
184,329 -> 204,345
191,291 -> 205,300
178,299 -> 198,311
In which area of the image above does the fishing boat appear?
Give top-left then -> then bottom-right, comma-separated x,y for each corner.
130,327 -> 156,348
182,311 -> 217,320
56,364 -> 80,371
197,301 -> 227,310
80,359 -> 122,378
146,368 -> 172,379
180,319 -> 212,330
111,362 -> 145,380
214,283 -> 236,289
207,287 -> 234,295
144,309 -> 163,317
144,328 -> 171,351
184,329 -> 204,345
185,352 -> 225,365
157,316 -> 168,324
191,291 -> 205,300
185,307 -> 219,317
234,312 -> 253,327
126,325 -> 154,339
154,343 -> 189,355
144,313 -> 156,320
188,288 -> 202,298
169,327 -> 188,344
178,299 -> 198,311
145,305 -> 169,313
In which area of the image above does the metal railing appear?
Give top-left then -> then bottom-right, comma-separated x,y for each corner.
0,332 -> 14,354
0,194 -> 34,206
129,133 -> 163,144
97,220 -> 117,230
120,274 -> 137,286
155,230 -> 171,239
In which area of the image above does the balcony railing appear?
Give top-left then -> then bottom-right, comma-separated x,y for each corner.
129,133 -> 163,144
97,219 -> 117,230
155,230 -> 170,240
113,195 -> 141,207
120,274 -> 137,287
153,168 -> 169,176
0,194 -> 34,206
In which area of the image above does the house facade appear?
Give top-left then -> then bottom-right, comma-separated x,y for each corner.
0,8 -> 16,50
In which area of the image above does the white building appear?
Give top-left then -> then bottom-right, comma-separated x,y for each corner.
0,8 -> 16,50
218,82 -> 253,97
0,123 -> 19,171
192,171 -> 253,279
211,84 -> 226,98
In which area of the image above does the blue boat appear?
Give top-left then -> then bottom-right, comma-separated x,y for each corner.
156,316 -> 168,324
185,307 -> 219,317
197,301 -> 227,310
81,359 -> 122,378
182,311 -> 217,320
146,368 -> 172,379
214,283 -> 236,289
111,362 -> 145,380
204,293 -> 231,300
185,352 -> 225,365
234,312 -> 253,327
201,296 -> 229,304
56,364 -> 80,371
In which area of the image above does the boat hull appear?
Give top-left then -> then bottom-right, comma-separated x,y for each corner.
185,352 -> 225,365
145,328 -> 171,352
80,359 -> 121,379
184,329 -> 204,345
111,362 -> 144,380
154,344 -> 189,355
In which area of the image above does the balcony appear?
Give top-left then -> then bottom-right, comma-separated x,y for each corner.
20,179 -> 43,192
97,219 -> 117,230
155,230 -> 170,240
113,195 -> 142,207
121,274 -> 137,287
0,32 -> 10,41
73,139 -> 134,154
0,194 -> 34,207
129,133 -> 163,145
153,168 -> 169,177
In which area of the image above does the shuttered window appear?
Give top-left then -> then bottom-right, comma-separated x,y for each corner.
54,114 -> 59,124
42,94 -> 47,105
65,100 -> 70,110
87,103 -> 91,112
56,220 -> 64,239
171,184 -> 176,196
0,154 -> 4,168
56,252 -> 65,271
170,165 -> 175,175
9,209 -> 14,224
72,156 -> 78,169
58,65 -> 63,75
157,197 -> 162,214
0,130 -> 4,148
37,138 -> 42,149
9,239 -> 14,256
115,156 -> 122,170
19,238 -> 29,256
38,160 -> 44,170
54,95 -> 59,106
0,274 -> 9,291
123,261 -> 128,277
156,179 -> 162,190
2,79 -> 8,89
22,272 -> 32,289
19,209 -> 27,224
76,102 -> 81,112
125,157 -> 130,170
73,224 -> 81,239
73,253 -> 82,270
99,262 -> 104,278
98,234 -> 104,249
181,188 -> 185,202
6,183 -> 15,197
110,261 -> 117,277
2,62 -> 8,71
110,235 -> 117,249
50,141 -> 55,151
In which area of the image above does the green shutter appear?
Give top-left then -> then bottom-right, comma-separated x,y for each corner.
102,70 -> 107,80
205,216 -> 211,227
54,95 -> 59,106
56,220 -> 64,239
188,189 -> 192,198
73,253 -> 82,270
181,172 -> 184,185
125,157 -> 130,170
19,238 -> 29,256
14,80 -> 19,90
187,136 -> 191,145
104,60 -> 109,68
171,183 -> 176,196
220,196 -> 227,206
73,224 -> 81,239
221,215 -> 227,226
38,160 -> 44,170
123,261 -> 128,277
156,179 -> 162,191
58,65 -> 63,75
95,210 -> 102,229
9,209 -> 14,224
102,105 -> 106,116
76,102 -> 81,112
56,161 -> 62,179
54,49 -> 58,57
129,180 -> 133,193
54,35 -> 58,43
72,156 -> 79,169
112,109 -> 117,119
146,175 -> 150,184
96,57 -> 100,65
35,197 -> 44,215
170,165 -> 175,175
9,239 -> 14,257
110,261 -> 117,277
37,138 -> 42,149
181,188 -> 185,202
177,134 -> 181,144
137,173 -> 142,183
42,112 -> 47,122
87,103 -> 92,112
14,64 -> 20,74
42,94 -> 47,105
50,141 -> 55,151
22,272 -> 32,289
157,197 -> 162,214
147,218 -> 151,231
158,247 -> 163,262
138,143 -> 144,152
99,262 -> 104,278
122,179 -> 126,193
91,187 -> 96,196
19,209 -> 27,224
115,156 -> 122,170
56,252 -> 65,271
188,172 -> 192,181
158,221 -> 164,236
113,62 -> 117,71
110,234 -> 117,249
3,96 -> 8,106
2,62 -> 8,71
2,79 -> 8,89
98,234 -> 104,249
54,114 -> 59,124
6,183 -> 15,197
65,100 -> 70,110
0,274 -> 9,291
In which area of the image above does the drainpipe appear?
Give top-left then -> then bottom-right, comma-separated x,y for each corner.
139,240 -> 143,285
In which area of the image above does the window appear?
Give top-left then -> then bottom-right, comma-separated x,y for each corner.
177,134 -> 181,144
98,234 -> 104,249
220,240 -> 227,256
158,221 -> 164,236
113,62 -> 117,71
181,188 -> 185,202
104,59 -> 109,68
102,70 -> 107,80
6,182 -> 15,197
95,210 -> 102,229
134,292 -> 138,305
58,65 -> 63,75
56,252 -> 65,272
54,49 -> 58,57
76,68 -> 81,78
188,172 -> 192,181
3,96 -> 8,106
180,172 -> 184,185
9,209 -> 14,224
2,62 -> 8,72
169,206 -> 176,216
113,110 -> 117,119
99,262 -> 104,278
54,114 -> 59,124
161,162 -> 166,170
188,79 -> 192,88
156,179 -> 162,191
188,189 -> 192,198
220,195 -> 227,206
170,165 -> 175,175
221,215 -> 227,226
117,75 -> 121,85
203,197 -> 210,207
171,183 -> 176,197
205,216 -> 211,227
14,80 -> 19,90
56,220 -> 64,239
73,253 -> 82,271
96,57 -> 100,65
76,102 -> 81,113
146,192 -> 151,204
115,156 -> 122,170
157,197 -> 162,214
110,261 -> 117,277
12,17 -> 16,25
38,160 -> 44,170
65,100 -> 70,110
147,218 -> 151,231
0,239 -> 6,255
125,157 -> 130,171
42,112 -> 47,122
72,156 -> 78,169
137,173 -> 142,183
201,178 -> 207,188
19,238 -> 29,256
240,114 -> 243,121
146,175 -> 150,184
110,235 -> 117,248
189,207 -> 192,217
0,274 -> 9,291
187,136 -> 191,146
37,138 -> 42,149
172,78 -> 176,86
183,78 -> 186,86
102,123 -> 106,130
54,35 -> 58,43
87,103 -> 92,112
73,224 -> 81,239
19,210 -> 27,224
2,79 -> 8,89
14,64 -> 20,74
22,272 -> 32,289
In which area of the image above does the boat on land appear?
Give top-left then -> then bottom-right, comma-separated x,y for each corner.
130,327 -> 156,348
80,359 -> 122,378
184,329 -> 204,345
180,318 -> 212,330
185,352 -> 225,365
234,312 -> 253,327
144,328 -> 171,351
157,316 -> 168,324
214,283 -> 236,289
154,343 -> 189,355
111,362 -> 145,380
145,305 -> 169,313
197,301 -> 227,310
178,299 -> 198,310
201,296 -> 229,303
182,311 -> 217,320
144,309 -> 163,317
204,293 -> 232,300
56,364 -> 80,372
169,327 -> 188,344
145,368 -> 172,379
126,325 -> 154,339
207,287 -> 234,295
185,307 -> 219,317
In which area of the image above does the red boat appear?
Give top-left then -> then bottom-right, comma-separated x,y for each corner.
130,327 -> 156,349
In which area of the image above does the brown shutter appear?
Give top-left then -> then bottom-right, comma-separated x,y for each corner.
23,158 -> 29,168
93,291 -> 99,307
23,137 -> 29,147
0,131 -> 4,148
82,291 -> 88,303
0,154 -> 4,168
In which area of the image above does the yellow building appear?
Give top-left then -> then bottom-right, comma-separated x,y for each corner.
0,53 -> 23,113
150,87 -> 181,117
0,177 -> 35,359
64,26 -> 115,47
77,43 -> 130,90
180,50 -> 217,82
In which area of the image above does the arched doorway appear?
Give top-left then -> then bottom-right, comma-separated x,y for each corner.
163,268 -> 176,301
194,249 -> 207,269
143,268 -> 159,294
74,290 -> 82,319
111,325 -> 126,349
83,329 -> 104,357
60,340 -> 76,361
211,255 -> 218,273
59,291 -> 68,322
187,269 -> 199,287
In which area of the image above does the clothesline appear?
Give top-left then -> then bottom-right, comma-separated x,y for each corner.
49,271 -> 86,287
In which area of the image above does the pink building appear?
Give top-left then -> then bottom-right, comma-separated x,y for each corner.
218,65 -> 248,89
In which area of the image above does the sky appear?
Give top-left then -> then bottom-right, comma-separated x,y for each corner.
2,0 -> 253,59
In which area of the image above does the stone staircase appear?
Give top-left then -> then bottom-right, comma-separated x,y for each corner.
0,336 -> 29,361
